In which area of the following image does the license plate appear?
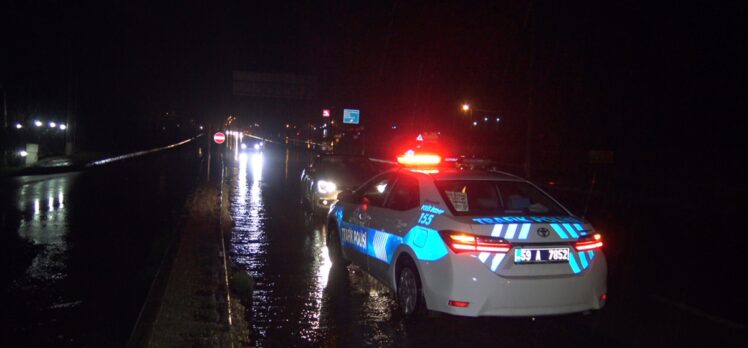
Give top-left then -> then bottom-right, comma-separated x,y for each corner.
514,247 -> 570,264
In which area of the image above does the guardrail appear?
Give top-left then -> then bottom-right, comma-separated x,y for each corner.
87,135 -> 202,167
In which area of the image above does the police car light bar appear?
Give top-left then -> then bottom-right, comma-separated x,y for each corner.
396,150 -> 441,166
441,231 -> 511,253
574,233 -> 603,251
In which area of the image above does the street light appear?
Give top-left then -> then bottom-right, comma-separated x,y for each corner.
462,103 -> 470,112
59,124 -> 67,130
15,123 -> 22,129
49,122 -> 57,128
19,150 -> 28,157
34,120 -> 43,127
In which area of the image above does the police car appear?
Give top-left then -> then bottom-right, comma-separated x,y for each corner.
326,151 -> 607,317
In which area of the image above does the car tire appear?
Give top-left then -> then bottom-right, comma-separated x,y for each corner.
397,257 -> 426,319
327,224 -> 349,266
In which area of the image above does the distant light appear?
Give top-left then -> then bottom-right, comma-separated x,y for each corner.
483,117 -> 488,122
59,124 -> 67,130
322,109 -> 331,117
49,122 -> 57,128
496,117 -> 501,122
472,121 -> 478,126
286,124 -> 290,128
254,143 -> 260,150
462,104 -> 470,112
241,143 -> 247,149
15,123 -> 22,129
19,150 -> 28,157
391,125 -> 397,129
199,125 -> 204,130
34,120 -> 43,127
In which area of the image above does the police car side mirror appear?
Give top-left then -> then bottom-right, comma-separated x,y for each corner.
337,190 -> 353,202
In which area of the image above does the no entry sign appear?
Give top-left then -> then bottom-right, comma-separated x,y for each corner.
213,132 -> 226,144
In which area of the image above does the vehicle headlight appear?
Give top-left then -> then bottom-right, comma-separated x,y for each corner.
317,180 -> 337,194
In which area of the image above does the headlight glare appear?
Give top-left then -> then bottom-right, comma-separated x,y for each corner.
317,180 -> 337,194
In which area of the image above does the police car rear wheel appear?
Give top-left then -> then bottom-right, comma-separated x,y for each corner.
397,260 -> 425,318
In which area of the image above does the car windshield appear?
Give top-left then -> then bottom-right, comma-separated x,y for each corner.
435,180 -> 568,216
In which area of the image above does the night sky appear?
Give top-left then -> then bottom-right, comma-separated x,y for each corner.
2,0 -> 745,185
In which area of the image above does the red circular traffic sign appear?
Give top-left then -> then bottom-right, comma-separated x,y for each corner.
213,132 -> 226,144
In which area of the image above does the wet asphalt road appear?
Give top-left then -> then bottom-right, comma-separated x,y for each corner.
227,145 -> 745,347
1,140 -> 745,347
1,142 -> 202,346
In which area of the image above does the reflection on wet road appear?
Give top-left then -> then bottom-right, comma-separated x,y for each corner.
229,147 -> 404,346
14,174 -> 75,288
1,146 -> 200,346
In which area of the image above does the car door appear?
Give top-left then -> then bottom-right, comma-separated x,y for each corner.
339,172 -> 396,268
367,174 -> 421,286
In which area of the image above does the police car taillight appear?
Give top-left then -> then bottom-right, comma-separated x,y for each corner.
440,231 -> 511,253
574,233 -> 603,251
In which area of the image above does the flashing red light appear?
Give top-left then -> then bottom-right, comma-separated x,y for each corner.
448,300 -> 470,308
441,231 -> 511,254
600,293 -> 608,301
396,151 -> 441,166
575,233 -> 603,251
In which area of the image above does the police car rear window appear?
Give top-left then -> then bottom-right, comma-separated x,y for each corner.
435,180 -> 567,216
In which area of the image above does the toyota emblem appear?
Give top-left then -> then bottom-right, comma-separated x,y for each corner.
537,227 -> 550,238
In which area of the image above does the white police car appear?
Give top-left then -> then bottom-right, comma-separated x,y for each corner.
326,152 -> 607,317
